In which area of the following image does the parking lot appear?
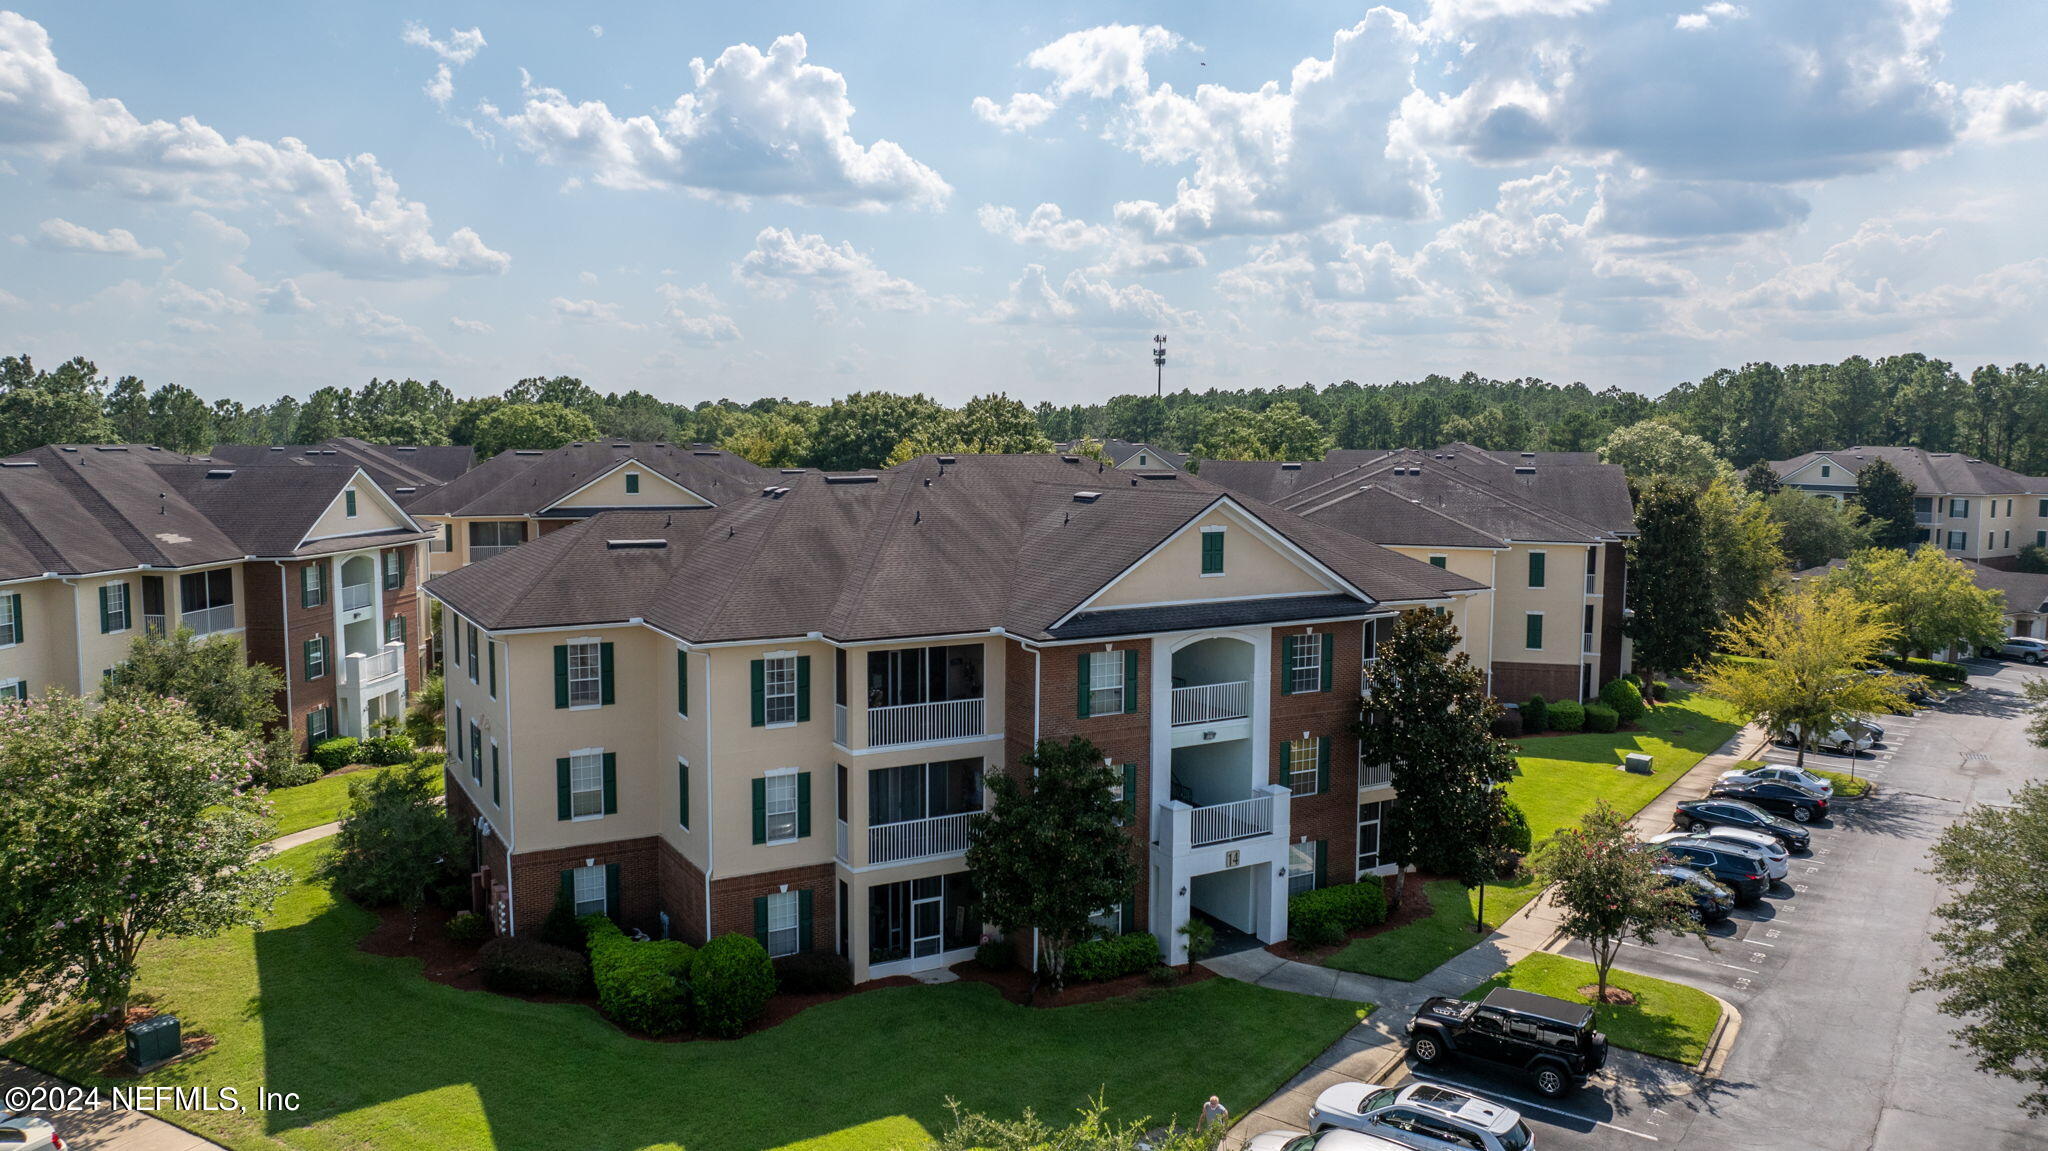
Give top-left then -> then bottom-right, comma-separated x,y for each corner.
1358,660 -> 2048,1150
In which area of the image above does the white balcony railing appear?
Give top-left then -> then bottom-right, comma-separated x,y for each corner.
836,818 -> 850,862
143,612 -> 167,636
1915,512 -> 1938,525
834,703 -> 848,746
341,582 -> 373,611
1359,759 -> 1393,789
469,544 -> 517,562
347,643 -> 403,685
869,811 -> 975,864
181,603 -> 235,636
867,698 -> 983,747
1586,572 -> 1598,593
1171,680 -> 1250,726
1190,794 -> 1275,847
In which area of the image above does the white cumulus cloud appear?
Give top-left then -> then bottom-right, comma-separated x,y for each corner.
989,264 -> 1186,328
34,218 -> 163,258
734,227 -> 928,311
402,22 -> 486,109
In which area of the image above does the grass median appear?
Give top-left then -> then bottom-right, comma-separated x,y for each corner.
1463,952 -> 1723,1066
264,764 -> 442,839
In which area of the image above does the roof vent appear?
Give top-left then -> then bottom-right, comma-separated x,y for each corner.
823,474 -> 879,485
778,468 -> 807,475
1073,491 -> 1102,503
145,445 -> 162,451
937,455 -> 957,465
205,469 -> 236,479
95,445 -> 129,452
1520,451 -> 1535,458
269,446 -> 285,452
1966,458 -> 1984,464
513,450 -> 544,455
1514,466 -> 1535,475
1138,473 -> 1176,481
61,447 -> 78,452
1060,455 -> 1081,463
395,446 -> 417,452
1,460 -> 39,468
1281,462 -> 1302,470
692,450 -> 723,457
605,539 -> 669,550
395,486 -> 417,494
612,443 -> 631,448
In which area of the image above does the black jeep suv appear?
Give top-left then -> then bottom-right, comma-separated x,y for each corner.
1406,987 -> 1609,1097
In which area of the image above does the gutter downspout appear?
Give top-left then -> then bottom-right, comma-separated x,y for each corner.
501,634 -> 517,936
270,561 -> 294,733
57,577 -> 85,692
703,647 -> 715,945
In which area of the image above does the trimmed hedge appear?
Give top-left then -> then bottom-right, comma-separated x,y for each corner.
1522,694 -> 1549,733
974,938 -> 1015,971
1876,654 -> 1968,683
361,733 -> 416,766
584,916 -> 695,1036
1289,880 -> 1390,947
445,911 -> 491,945
1500,797 -> 1533,855
773,952 -> 853,994
479,937 -> 586,996
1652,681 -> 1670,702
692,933 -> 776,1038
1066,932 -> 1161,982
1599,678 -> 1646,724
310,736 -> 360,771
1584,702 -> 1619,733
1547,700 -> 1585,732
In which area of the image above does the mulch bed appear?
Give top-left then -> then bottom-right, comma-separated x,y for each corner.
949,959 -> 1215,1007
1263,874 -> 1438,963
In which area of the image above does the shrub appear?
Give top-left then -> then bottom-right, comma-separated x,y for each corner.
1288,904 -> 1344,948
310,736 -> 361,771
1623,672 -> 1645,692
585,916 -> 694,1036
1178,918 -> 1216,963
1584,702 -> 1619,733
1599,678 -> 1646,724
774,951 -> 853,994
445,911 -> 492,945
975,937 -> 1015,971
1291,881 -> 1389,940
479,937 -> 586,996
404,674 -> 444,745
692,933 -> 776,1038
1489,710 -> 1524,739
410,750 -> 445,772
1066,932 -> 1161,982
1499,798 -> 1533,855
1547,700 -> 1585,732
1148,965 -> 1180,986
1652,680 -> 1671,701
538,888 -> 586,951
1522,694 -> 1549,733
1876,654 -> 1968,683
254,728 -> 318,788
361,733 -> 416,766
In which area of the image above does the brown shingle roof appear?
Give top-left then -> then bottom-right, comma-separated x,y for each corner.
405,442 -> 776,517
1772,447 -> 2048,496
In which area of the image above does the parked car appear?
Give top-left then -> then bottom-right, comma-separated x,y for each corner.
1655,863 -> 1737,924
1846,716 -> 1886,743
1407,987 -> 1609,1097
1309,1082 -> 1534,1151
1247,1128 -> 1410,1151
1982,636 -> 2048,664
1649,830 -> 1790,880
1646,838 -> 1774,905
0,1116 -> 61,1150
1702,781 -> 1829,828
1681,793 -> 1819,842
1864,668 -> 1933,708
1775,725 -> 1874,755
1718,763 -> 1834,798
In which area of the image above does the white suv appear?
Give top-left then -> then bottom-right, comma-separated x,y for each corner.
1989,636 -> 2046,664
1310,1082 -> 1535,1151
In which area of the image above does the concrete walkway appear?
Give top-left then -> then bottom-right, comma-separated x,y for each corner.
262,820 -> 342,854
1212,721 -> 1769,1145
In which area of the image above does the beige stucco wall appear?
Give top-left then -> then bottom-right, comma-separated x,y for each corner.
702,639 -> 839,878
427,516 -> 531,573
0,578 -> 81,695
1385,546 -> 1497,670
306,478 -> 407,540
1091,508 -> 1334,609
1490,543 -> 1594,668
70,573 -> 147,686
547,464 -> 714,511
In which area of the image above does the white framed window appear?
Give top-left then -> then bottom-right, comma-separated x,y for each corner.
569,751 -> 606,820
764,890 -> 800,957
572,865 -> 608,917
1952,499 -> 1971,517
383,550 -> 401,589
1288,738 -> 1321,797
103,582 -> 130,632
567,640 -> 603,708
1357,801 -> 1387,877
763,770 -> 799,842
308,707 -> 330,745
1088,652 -> 1125,714
762,655 -> 798,726
1088,904 -> 1123,936
0,596 -> 15,647
1290,634 -> 1322,693
0,679 -> 25,702
1946,531 -> 1967,551
1288,842 -> 1318,896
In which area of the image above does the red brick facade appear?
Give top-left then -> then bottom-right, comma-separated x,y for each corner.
1270,621 -> 1364,888
656,838 -> 709,945
708,864 -> 837,952
1492,660 -> 1582,706
1030,639 -> 1155,931
508,837 -> 663,933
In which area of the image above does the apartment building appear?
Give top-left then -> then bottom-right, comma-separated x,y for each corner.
0,444 -> 434,746
1771,447 -> 2048,567
1054,440 -> 1189,472
404,441 -> 775,576
208,436 -> 475,498
1201,445 -> 1635,703
423,453 -> 1480,981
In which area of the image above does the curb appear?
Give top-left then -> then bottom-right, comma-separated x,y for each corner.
1692,991 -> 1743,1079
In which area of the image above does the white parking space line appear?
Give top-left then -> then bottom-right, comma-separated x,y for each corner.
1618,940 -> 1761,973
1406,1071 -> 1662,1141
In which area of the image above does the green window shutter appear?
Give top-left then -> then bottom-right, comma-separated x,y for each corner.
795,655 -> 812,722
302,637 -> 316,679
1316,737 -> 1331,794
751,778 -> 767,844
1320,633 -> 1335,692
1429,555 -> 1447,568
1526,614 -> 1543,649
560,870 -> 575,910
1075,652 -> 1092,718
1279,636 -> 1296,696
1530,552 -> 1546,588
1122,649 -> 1139,713
1277,741 -> 1290,787
677,650 -> 688,716
753,896 -> 769,943
553,645 -> 569,708
599,642 -> 615,705
1119,898 -> 1135,935
797,889 -> 814,952
491,746 -> 500,805
750,660 -> 766,726
344,490 -> 357,517
487,643 -> 497,697
556,758 -> 572,820
98,586 -> 111,634
1121,763 -> 1137,821
1314,841 -> 1328,888
678,761 -> 689,828
626,473 -> 640,494
604,863 -> 621,919
298,569 -> 311,608
1201,530 -> 1224,574
601,753 -> 618,815
796,771 -> 813,837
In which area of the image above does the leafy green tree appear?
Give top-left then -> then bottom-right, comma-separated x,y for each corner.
0,354 -> 115,455
1912,781 -> 2048,1116
1766,489 -> 1874,569
356,377 -> 455,444
2018,544 -> 2048,575
1599,422 -> 1729,487
1698,475 -> 1786,620
1257,401 -> 1334,460
1533,800 -> 1701,1005
1355,609 -> 1518,910
1102,394 -> 1166,445
966,736 -> 1137,991
0,691 -> 284,1021
104,375 -> 153,441
472,401 -> 602,458
1625,477 -> 1720,686
209,397 -> 254,443
1545,409 -> 1605,452
1854,459 -> 1918,550
289,387 -> 349,443
1694,585 -> 1918,768
599,390 -> 685,442
1742,459 -> 1781,496
808,392 -> 943,470
146,383 -> 214,452
506,375 -> 603,418
887,394 -> 1053,464
106,628 -> 283,734
318,761 -> 467,941
1819,547 -> 2007,658
2026,678 -> 2048,749
721,409 -> 815,467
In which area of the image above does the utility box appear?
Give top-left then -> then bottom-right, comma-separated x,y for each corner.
1622,752 -> 1654,775
125,1014 -> 181,1070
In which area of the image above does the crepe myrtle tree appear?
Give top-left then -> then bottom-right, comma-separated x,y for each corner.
1533,800 -> 1703,1006
0,691 -> 285,1024
966,736 -> 1138,994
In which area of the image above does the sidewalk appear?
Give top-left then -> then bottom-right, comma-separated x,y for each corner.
1214,720 -> 1770,1144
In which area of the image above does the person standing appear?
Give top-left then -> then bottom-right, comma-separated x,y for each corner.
1201,1096 -> 1229,1130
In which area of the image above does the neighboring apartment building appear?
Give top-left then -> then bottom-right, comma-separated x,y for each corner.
1770,446 -> 2048,567
1201,445 -> 1635,703
404,441 -> 776,576
1055,440 -> 1189,472
423,453 -> 1480,981
209,436 -> 475,499
0,444 -> 434,747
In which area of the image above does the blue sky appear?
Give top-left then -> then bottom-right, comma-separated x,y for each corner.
3,1 -> 2045,407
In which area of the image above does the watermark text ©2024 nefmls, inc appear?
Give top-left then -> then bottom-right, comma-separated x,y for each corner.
5,1084 -> 301,1114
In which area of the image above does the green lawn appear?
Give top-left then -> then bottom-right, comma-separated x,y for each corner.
1463,953 -> 1723,1066
264,766 -> 441,839
1328,692 -> 1745,981
4,844 -> 1357,1151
